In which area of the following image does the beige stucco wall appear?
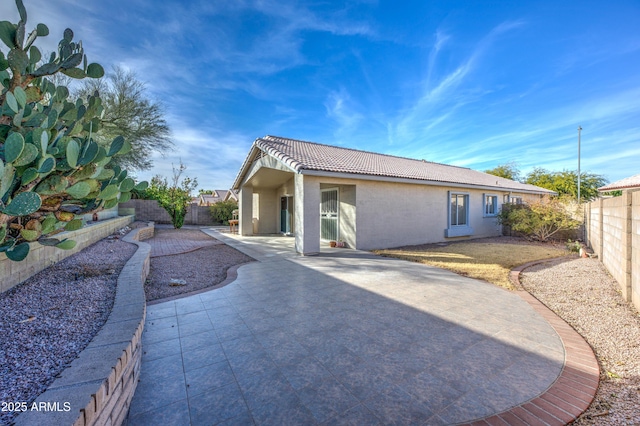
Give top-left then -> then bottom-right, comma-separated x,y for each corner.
354,179 -> 502,250
339,185 -> 357,249
253,188 -> 278,234
295,174 -> 320,254
305,175 -> 506,250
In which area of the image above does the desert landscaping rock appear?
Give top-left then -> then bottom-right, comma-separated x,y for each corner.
0,229 -> 137,425
144,228 -> 254,302
521,257 -> 640,425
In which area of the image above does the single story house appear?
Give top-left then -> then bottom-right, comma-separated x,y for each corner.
232,136 -> 555,255
198,190 -> 231,206
598,173 -> 640,193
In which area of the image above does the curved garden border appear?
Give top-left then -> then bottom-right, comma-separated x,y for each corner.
462,258 -> 600,426
15,222 -> 154,426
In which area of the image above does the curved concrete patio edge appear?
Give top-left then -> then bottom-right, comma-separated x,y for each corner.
463,258 -> 600,426
15,223 -> 152,426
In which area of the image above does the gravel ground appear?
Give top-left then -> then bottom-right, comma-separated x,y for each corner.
0,228 -> 136,425
144,228 -> 255,302
521,257 -> 640,425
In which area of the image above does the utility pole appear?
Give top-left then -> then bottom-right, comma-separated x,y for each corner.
577,126 -> 582,202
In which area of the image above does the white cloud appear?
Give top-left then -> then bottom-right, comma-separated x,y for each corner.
324,88 -> 364,136
393,20 -> 525,145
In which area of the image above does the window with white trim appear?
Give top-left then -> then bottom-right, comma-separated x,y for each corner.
450,193 -> 469,226
504,195 -> 523,205
483,194 -> 498,217
445,191 -> 474,237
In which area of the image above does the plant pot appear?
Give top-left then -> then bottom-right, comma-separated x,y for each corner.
329,241 -> 337,247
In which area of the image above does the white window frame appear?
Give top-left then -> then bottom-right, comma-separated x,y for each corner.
445,191 -> 474,237
504,194 -> 523,205
483,193 -> 499,217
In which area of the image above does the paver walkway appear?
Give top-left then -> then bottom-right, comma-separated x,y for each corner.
148,227 -> 222,258
128,231 -> 593,425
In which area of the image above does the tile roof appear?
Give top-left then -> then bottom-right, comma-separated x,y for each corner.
598,173 -> 640,192
252,136 -> 554,194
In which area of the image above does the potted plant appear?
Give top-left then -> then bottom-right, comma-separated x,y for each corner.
329,240 -> 337,247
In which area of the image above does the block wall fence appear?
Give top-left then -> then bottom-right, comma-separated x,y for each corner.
585,190 -> 640,311
119,199 -> 220,226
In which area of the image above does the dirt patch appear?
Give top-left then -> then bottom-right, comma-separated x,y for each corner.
144,229 -> 254,302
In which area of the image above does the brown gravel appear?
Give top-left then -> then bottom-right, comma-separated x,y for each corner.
521,257 -> 640,425
144,228 -> 254,302
0,228 -> 136,425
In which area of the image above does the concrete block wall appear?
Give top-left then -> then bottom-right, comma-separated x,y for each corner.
586,191 -> 638,311
633,192 -> 640,310
79,206 -> 120,223
1,216 -> 134,293
601,195 -> 627,290
586,201 -> 602,258
119,199 -> 219,226
14,223 -> 153,426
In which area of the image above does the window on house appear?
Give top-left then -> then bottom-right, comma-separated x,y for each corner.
503,194 -> 523,204
484,194 -> 498,216
450,193 -> 469,226
445,192 -> 474,237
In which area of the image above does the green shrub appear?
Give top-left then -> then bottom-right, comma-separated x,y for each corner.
210,200 -> 237,225
497,198 -> 581,242
146,162 -> 197,229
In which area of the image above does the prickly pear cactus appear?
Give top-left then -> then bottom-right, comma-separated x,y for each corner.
0,0 -> 146,262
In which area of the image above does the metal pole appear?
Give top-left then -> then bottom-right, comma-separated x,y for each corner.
577,126 -> 582,202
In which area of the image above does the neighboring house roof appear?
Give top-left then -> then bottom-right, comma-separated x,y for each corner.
200,195 -> 216,204
224,189 -> 239,202
234,135 -> 555,195
199,190 -> 230,205
598,173 -> 640,192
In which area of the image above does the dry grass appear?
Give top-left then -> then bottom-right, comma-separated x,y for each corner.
374,237 -> 570,289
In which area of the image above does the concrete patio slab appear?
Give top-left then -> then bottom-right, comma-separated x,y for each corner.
128,230 -> 596,425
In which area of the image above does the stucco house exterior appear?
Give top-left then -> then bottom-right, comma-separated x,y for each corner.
232,136 -> 555,255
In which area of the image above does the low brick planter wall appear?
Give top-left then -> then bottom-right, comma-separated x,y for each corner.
1,215 -> 134,293
15,223 -> 154,426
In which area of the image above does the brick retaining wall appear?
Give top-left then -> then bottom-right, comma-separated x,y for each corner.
14,223 -> 154,426
1,216 -> 134,293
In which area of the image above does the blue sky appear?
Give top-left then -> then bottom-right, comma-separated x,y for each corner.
3,0 -> 639,191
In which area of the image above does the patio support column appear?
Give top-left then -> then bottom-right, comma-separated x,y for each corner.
294,174 -> 320,255
239,185 -> 253,235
